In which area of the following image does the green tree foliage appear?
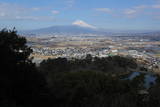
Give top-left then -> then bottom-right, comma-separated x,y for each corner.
39,55 -> 149,107
39,55 -> 138,75
39,52 -> 160,107
0,29 -> 32,65
45,70 -> 148,107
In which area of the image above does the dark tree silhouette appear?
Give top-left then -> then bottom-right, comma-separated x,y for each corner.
0,29 -> 48,107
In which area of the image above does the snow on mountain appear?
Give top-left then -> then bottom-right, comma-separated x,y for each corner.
72,20 -> 97,29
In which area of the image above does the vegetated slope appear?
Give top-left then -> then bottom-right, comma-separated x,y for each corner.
38,55 -> 160,107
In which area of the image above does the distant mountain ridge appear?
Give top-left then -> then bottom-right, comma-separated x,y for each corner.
19,25 -> 160,37
20,25 -> 103,36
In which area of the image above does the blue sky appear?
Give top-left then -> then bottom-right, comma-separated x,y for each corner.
0,0 -> 160,30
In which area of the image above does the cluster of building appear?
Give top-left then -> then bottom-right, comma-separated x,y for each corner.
32,46 -> 160,69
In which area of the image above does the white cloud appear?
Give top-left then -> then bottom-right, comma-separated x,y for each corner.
0,2 -> 54,21
0,12 -> 6,17
32,7 -> 40,11
95,8 -> 112,13
51,10 -> 59,14
122,3 -> 160,18
134,5 -> 148,9
72,20 -> 96,29
15,16 -> 39,20
95,3 -> 160,19
14,16 -> 55,21
124,9 -> 137,15
152,4 -> 160,8
66,0 -> 75,8
122,5 -> 149,18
